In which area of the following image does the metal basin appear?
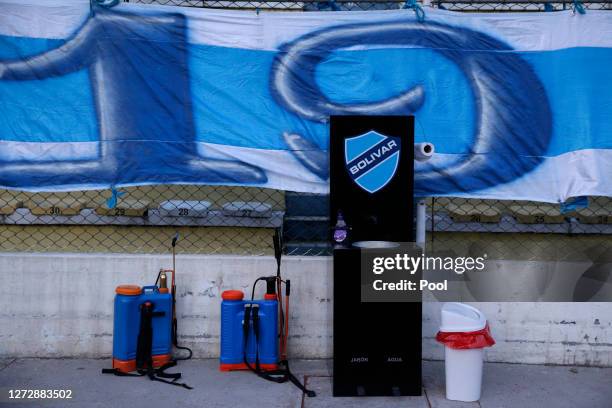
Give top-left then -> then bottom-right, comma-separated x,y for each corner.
352,241 -> 400,249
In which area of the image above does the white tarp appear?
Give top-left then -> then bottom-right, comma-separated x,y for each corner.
1,0 -> 612,201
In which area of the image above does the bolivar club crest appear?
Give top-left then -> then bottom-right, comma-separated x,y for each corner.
345,130 -> 401,193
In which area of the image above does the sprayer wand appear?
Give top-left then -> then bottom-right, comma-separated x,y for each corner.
169,233 -> 192,361
273,228 -> 288,360
172,233 -> 178,278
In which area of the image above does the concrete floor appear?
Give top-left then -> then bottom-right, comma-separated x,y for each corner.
0,359 -> 610,408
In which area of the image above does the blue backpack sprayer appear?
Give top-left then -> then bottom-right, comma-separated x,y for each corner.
220,229 -> 316,397
102,234 -> 193,389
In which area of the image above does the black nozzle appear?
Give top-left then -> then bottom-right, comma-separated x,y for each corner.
265,277 -> 277,296
273,228 -> 282,262
286,279 -> 291,296
172,232 -> 179,248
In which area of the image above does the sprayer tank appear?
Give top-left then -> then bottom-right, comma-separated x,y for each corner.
220,290 -> 278,371
112,285 -> 172,372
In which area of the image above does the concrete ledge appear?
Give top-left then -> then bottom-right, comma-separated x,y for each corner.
0,253 -> 611,366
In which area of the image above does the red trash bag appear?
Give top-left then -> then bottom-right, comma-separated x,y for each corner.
436,323 -> 496,350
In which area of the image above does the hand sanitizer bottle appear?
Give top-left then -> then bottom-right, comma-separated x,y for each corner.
333,210 -> 349,247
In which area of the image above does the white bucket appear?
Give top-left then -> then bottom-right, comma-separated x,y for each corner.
445,347 -> 484,402
440,302 -> 487,402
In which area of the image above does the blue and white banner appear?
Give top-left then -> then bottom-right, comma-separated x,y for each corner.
1,0 -> 612,201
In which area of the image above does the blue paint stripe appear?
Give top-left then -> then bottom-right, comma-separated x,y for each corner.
1,34 -> 611,156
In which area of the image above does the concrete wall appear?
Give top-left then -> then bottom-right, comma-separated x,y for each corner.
0,253 -> 610,367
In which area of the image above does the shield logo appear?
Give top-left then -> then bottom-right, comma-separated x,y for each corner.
345,130 -> 401,193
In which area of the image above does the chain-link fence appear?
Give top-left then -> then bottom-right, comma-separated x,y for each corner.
0,186 -> 285,255
125,0 -> 612,11
1,0 -> 610,256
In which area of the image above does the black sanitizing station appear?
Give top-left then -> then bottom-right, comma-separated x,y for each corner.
330,115 -> 422,397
